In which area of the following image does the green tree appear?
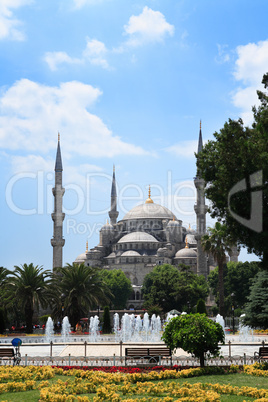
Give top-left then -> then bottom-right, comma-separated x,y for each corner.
0,267 -> 9,332
197,75 -> 268,267
162,313 -> 224,367
53,263 -> 111,330
99,269 -> 132,309
5,264 -> 51,334
196,299 -> 207,315
142,264 -> 209,313
208,261 -> 260,315
243,270 -> 268,329
201,222 -> 233,317
102,306 -> 111,334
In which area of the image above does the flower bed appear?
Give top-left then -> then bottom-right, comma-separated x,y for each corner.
0,363 -> 267,401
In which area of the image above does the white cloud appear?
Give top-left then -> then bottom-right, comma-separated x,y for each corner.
11,154 -> 54,174
215,44 -> 230,64
0,0 -> 32,41
165,140 -> 198,158
82,38 -> 109,69
44,7 -> 173,70
43,51 -> 82,71
44,38 -> 109,71
232,40 -> 268,125
123,6 -> 174,47
72,0 -> 105,9
0,79 -> 148,157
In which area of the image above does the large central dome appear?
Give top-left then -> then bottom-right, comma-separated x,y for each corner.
121,202 -> 175,221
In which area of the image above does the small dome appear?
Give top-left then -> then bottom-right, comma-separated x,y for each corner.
121,250 -> 141,257
74,253 -> 87,263
118,231 -> 158,243
106,252 -> 116,258
157,247 -> 165,256
101,221 -> 114,232
175,247 -> 197,258
167,219 -> 180,227
185,234 -> 197,244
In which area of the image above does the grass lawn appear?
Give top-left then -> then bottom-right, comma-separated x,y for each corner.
0,366 -> 267,401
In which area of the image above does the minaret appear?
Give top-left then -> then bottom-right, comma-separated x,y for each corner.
194,121 -> 208,278
51,134 -> 65,269
108,165 -> 119,225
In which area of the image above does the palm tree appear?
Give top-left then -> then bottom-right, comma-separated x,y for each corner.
6,264 -> 52,333
201,222 -> 233,317
53,263 -> 111,330
0,267 -> 9,333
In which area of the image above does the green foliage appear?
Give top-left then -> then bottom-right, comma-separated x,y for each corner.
142,264 -> 209,313
5,263 -> 51,333
99,269 -> 132,309
0,307 -> 6,333
201,222 -> 233,317
243,270 -> 268,329
53,263 -> 111,330
208,261 -> 260,315
197,75 -> 268,266
146,304 -> 163,317
162,313 -> 225,367
196,299 -> 207,315
102,306 -> 111,334
39,314 -> 51,324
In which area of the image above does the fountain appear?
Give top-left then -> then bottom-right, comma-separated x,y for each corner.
115,312 -> 163,342
45,317 -> 54,342
113,313 -> 120,342
215,314 -> 225,337
89,315 -> 100,342
61,316 -> 71,343
238,314 -> 254,342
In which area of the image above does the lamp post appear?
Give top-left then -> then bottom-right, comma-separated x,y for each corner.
231,293 -> 235,335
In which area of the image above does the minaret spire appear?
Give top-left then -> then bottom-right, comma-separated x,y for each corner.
109,165 -> 119,225
51,134 -> 65,269
194,122 -> 208,278
198,120 -> 203,154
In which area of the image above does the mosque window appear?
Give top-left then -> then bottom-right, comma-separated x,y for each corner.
131,291 -> 135,300
136,291 -> 140,300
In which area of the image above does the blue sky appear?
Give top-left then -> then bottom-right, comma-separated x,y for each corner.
1,0 -> 266,270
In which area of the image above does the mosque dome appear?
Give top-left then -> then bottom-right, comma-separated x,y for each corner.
167,219 -> 181,227
120,186 -> 176,221
100,221 -> 114,231
121,250 -> 141,257
175,247 -> 197,258
122,203 -> 175,221
185,234 -> 197,245
118,231 -> 158,243
74,252 -> 87,263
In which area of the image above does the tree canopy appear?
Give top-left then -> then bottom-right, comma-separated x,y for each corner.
208,261 -> 260,315
142,264 -> 209,313
53,263 -> 111,330
162,314 -> 224,367
99,269 -> 132,310
243,270 -> 268,329
201,222 -> 233,317
197,74 -> 268,266
5,263 -> 52,333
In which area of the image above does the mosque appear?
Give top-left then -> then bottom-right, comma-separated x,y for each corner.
51,126 -> 239,309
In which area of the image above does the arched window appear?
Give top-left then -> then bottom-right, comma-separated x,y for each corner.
136,291 -> 140,300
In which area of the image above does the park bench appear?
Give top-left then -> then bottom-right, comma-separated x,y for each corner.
125,347 -> 172,365
0,348 -> 21,366
254,347 -> 268,362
